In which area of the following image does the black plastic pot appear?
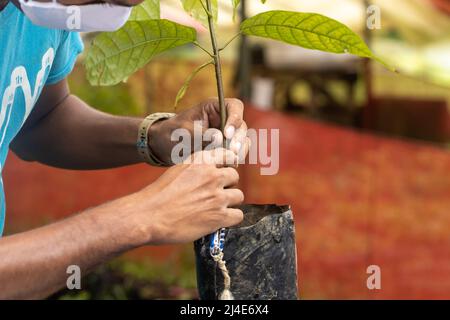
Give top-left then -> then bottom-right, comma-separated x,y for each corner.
194,204 -> 298,300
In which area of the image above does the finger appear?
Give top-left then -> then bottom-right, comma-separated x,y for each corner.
150,163 -> 186,189
201,98 -> 221,129
230,121 -> 248,154
202,128 -> 223,150
183,149 -> 210,165
224,188 -> 245,206
222,208 -> 244,228
218,167 -> 239,187
185,148 -> 238,167
237,136 -> 251,164
210,148 -> 238,167
224,99 -> 244,139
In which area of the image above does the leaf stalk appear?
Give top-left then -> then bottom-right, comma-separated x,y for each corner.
199,0 -> 213,18
193,42 -> 214,58
174,59 -> 214,107
205,0 -> 227,135
219,32 -> 242,52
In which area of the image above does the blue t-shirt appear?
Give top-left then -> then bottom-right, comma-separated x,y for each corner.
0,3 -> 84,235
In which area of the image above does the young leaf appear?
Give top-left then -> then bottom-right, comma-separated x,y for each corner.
231,0 -> 240,21
174,60 -> 213,107
181,0 -> 218,27
240,11 -> 373,58
85,20 -> 197,86
129,0 -> 160,20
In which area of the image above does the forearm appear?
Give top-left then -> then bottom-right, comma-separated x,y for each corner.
11,82 -> 246,170
0,194 -> 145,299
11,95 -> 155,170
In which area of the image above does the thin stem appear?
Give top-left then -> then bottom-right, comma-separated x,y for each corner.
199,0 -> 211,17
193,42 -> 214,58
219,32 -> 242,51
174,59 -> 214,108
205,0 -> 227,135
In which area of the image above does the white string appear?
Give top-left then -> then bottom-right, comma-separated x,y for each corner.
213,252 -> 234,300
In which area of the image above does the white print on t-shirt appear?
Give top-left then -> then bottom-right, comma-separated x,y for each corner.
0,48 -> 54,172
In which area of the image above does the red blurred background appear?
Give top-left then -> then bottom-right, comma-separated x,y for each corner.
4,105 -> 450,299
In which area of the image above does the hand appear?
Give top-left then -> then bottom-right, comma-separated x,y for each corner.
148,98 -> 250,165
127,148 -> 244,245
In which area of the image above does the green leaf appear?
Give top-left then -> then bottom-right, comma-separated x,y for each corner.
231,0 -> 240,21
181,0 -> 218,27
129,0 -> 160,20
174,60 -> 213,107
85,19 -> 197,86
240,10 -> 373,58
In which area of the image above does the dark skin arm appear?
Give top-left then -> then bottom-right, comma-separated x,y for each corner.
0,149 -> 244,299
2,0 -> 251,301
11,79 -> 248,169
3,77 -> 249,299
10,80 -> 143,169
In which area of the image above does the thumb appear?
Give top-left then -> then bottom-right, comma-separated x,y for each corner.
202,128 -> 224,150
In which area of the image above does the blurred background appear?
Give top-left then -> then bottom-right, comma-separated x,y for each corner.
3,0 -> 450,299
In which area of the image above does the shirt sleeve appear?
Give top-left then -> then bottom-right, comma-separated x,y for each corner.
46,31 -> 84,85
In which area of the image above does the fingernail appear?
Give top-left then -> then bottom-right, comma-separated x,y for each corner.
232,141 -> 242,154
212,132 -> 223,146
225,126 -> 235,139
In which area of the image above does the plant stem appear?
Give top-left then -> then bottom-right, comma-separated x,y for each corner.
205,0 -> 227,135
193,42 -> 214,58
199,0 -> 210,17
219,32 -> 242,52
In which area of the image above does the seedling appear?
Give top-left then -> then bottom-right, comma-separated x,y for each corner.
85,0 -> 392,300
85,0 -> 390,134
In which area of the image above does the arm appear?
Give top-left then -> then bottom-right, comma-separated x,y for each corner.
0,196 -> 141,299
11,79 -> 248,170
10,79 -> 143,169
0,149 -> 244,299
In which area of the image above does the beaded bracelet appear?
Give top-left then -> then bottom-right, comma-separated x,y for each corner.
137,112 -> 176,166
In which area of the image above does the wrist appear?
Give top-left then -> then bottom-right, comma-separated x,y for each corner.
115,187 -> 168,247
137,113 -> 176,166
88,193 -> 153,249
147,117 -> 174,166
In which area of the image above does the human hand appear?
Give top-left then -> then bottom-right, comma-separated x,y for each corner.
127,148 -> 244,245
148,98 -> 250,165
